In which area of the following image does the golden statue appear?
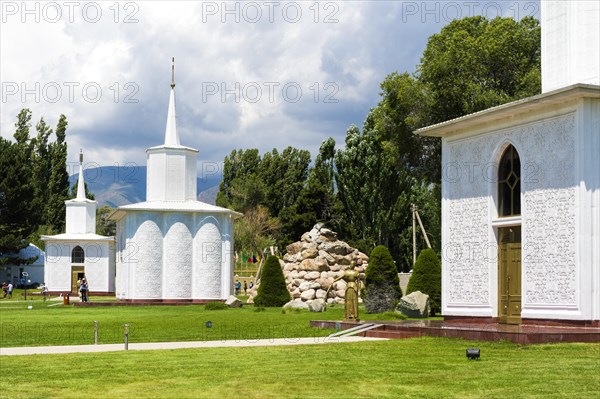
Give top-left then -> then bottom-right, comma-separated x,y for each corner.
327,262 -> 361,321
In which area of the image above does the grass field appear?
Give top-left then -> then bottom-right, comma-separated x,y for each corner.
0,301 -> 339,347
1,338 -> 599,398
0,294 -> 431,348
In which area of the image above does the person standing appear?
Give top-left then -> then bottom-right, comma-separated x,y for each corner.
7,282 -> 13,299
1,282 -> 7,299
77,278 -> 82,300
80,278 -> 88,302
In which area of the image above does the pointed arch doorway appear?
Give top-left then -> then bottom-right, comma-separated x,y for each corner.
496,145 -> 522,324
498,226 -> 521,324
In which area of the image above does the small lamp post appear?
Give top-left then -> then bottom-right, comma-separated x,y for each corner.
21,272 -> 29,300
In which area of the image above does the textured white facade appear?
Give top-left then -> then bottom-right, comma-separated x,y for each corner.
541,1 -> 600,92
418,85 -> 600,322
111,72 -> 240,301
44,240 -> 115,292
114,211 -> 234,300
42,152 -> 116,294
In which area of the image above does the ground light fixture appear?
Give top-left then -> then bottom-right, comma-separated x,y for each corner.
466,348 -> 480,360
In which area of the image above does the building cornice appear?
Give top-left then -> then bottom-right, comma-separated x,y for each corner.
416,84 -> 600,138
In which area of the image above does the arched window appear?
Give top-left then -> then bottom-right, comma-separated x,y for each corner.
72,245 -> 85,263
498,145 -> 521,217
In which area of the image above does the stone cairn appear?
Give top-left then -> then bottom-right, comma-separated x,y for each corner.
247,223 -> 369,308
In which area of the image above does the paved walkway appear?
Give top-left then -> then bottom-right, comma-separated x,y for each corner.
0,336 -> 387,356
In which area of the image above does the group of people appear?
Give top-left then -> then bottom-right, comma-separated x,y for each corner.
235,280 -> 253,295
1,282 -> 14,299
77,277 -> 89,302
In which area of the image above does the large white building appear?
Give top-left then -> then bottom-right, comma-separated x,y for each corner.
417,1 -> 599,325
42,152 -> 116,295
110,62 -> 241,302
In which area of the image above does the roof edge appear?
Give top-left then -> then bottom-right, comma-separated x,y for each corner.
416,83 -> 600,138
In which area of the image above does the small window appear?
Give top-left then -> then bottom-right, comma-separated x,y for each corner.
72,246 -> 85,263
498,145 -> 521,217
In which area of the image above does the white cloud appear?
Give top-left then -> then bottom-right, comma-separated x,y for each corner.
1,0 -> 540,169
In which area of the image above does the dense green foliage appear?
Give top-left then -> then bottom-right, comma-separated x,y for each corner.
406,248 -> 442,315
0,109 -> 71,257
364,245 -> 402,313
2,338 -> 598,399
253,255 -> 290,307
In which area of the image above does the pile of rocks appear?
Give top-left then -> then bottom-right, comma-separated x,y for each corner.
247,223 -> 369,310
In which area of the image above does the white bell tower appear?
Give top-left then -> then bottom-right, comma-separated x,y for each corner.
146,57 -> 199,202
65,149 -> 97,234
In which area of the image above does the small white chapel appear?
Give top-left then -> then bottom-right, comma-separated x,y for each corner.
110,60 -> 242,302
417,1 -> 599,325
42,151 -> 116,295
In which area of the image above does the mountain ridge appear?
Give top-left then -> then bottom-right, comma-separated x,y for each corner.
70,166 -> 221,208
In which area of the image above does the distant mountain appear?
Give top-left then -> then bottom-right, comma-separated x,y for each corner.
70,166 -> 221,208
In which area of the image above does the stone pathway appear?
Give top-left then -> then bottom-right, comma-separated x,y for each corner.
0,336 -> 387,356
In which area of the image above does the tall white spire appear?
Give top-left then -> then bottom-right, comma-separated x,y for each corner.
164,57 -> 180,146
76,149 -> 86,200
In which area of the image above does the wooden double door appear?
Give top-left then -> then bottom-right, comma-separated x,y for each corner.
71,266 -> 85,294
498,227 -> 521,324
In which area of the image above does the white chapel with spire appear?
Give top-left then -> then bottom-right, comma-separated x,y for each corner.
42,150 -> 116,295
110,58 -> 241,302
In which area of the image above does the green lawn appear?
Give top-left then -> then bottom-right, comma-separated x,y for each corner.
0,298 -> 437,348
0,302 -> 344,347
1,338 -> 598,398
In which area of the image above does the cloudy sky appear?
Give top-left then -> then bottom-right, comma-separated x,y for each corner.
1,1 -> 540,177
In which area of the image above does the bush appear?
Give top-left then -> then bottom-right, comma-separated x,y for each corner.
253,255 -> 291,307
406,248 -> 441,316
364,245 -> 402,313
205,301 -> 228,310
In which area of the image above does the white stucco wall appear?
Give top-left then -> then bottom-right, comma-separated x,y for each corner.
116,211 -> 234,300
43,241 -> 115,293
442,98 -> 598,321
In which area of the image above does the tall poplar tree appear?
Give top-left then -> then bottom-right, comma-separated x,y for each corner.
46,115 -> 70,231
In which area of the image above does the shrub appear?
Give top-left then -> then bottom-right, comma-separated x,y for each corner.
406,248 -> 441,316
205,301 -> 228,310
253,255 -> 291,307
364,245 -> 402,313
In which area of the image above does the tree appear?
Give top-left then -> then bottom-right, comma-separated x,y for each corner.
364,245 -> 402,313
96,205 -> 116,236
0,110 -> 35,253
334,117 -> 407,251
253,255 -> 290,307
216,149 -> 262,209
46,115 -> 70,232
234,205 -> 280,255
406,248 -> 441,316
418,16 -> 541,126
30,117 -> 53,228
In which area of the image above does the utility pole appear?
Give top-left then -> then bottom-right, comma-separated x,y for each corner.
411,205 -> 432,267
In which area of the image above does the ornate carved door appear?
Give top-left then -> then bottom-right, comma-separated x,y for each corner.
498,227 -> 521,324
